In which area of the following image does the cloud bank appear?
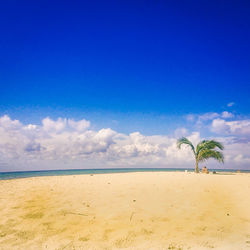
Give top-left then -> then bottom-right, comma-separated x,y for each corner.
0,115 -> 249,171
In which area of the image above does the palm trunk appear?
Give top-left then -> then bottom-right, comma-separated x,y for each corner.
195,159 -> 199,173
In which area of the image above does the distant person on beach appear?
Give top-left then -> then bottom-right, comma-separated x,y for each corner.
202,166 -> 209,174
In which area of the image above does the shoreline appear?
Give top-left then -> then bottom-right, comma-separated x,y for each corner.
1,167 -> 249,181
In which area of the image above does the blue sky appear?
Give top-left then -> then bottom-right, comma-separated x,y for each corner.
0,1 -> 250,170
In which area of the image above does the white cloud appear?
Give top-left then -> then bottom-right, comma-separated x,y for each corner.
211,119 -> 228,134
42,117 -> 66,133
198,112 -> 220,121
221,111 -> 234,119
227,102 -> 235,107
195,112 -> 220,128
0,115 -> 195,170
0,115 -> 250,171
25,142 -> 41,152
187,111 -> 235,129
211,118 -> 250,136
186,114 -> 195,122
174,128 -> 189,138
68,119 -> 90,132
0,115 -> 22,130
42,117 -> 90,133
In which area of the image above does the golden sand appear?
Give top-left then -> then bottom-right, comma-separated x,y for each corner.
0,172 -> 249,249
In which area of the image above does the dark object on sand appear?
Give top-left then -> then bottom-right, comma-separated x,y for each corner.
213,171 -> 216,174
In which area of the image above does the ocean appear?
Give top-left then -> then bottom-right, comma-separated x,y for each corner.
0,168 -> 249,180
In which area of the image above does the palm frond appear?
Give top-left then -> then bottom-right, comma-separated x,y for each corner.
198,149 -> 224,163
177,137 -> 195,155
204,140 -> 224,150
196,140 -> 208,156
196,140 -> 224,156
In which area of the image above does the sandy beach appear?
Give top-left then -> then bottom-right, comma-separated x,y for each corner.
0,172 -> 249,249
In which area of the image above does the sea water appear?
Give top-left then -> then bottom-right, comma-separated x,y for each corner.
0,168 -> 249,180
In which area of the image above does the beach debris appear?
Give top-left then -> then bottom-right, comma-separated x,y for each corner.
133,199 -> 136,202
168,243 -> 183,250
61,209 -> 88,217
66,212 -> 88,216
213,171 -> 216,174
130,212 -> 135,221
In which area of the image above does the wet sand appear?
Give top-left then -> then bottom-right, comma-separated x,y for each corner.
0,172 -> 249,249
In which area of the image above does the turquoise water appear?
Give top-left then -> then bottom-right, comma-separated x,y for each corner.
0,168 -> 249,180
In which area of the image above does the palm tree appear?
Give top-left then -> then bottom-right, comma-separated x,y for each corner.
177,137 -> 224,173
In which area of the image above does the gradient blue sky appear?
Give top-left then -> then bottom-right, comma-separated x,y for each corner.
0,1 -> 250,170
1,1 -> 250,131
